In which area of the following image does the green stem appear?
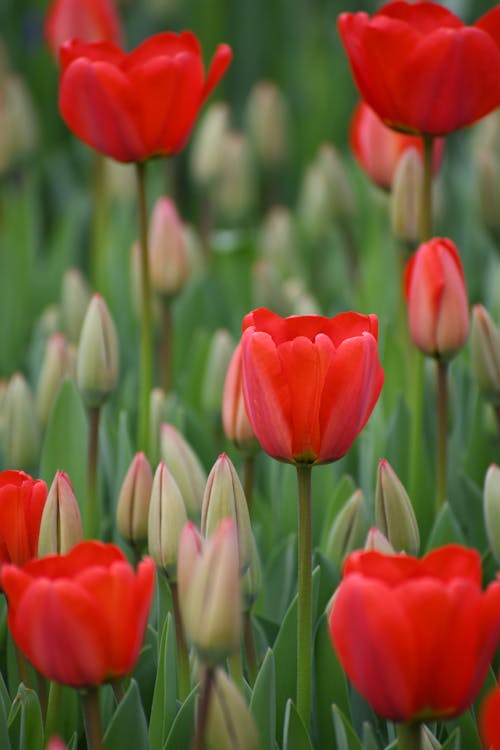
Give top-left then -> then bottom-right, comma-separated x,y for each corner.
228,650 -> 244,692
171,581 -> 191,701
397,722 -> 421,750
136,161 -> 153,454
91,153 -> 107,292
494,404 -> 500,442
191,666 -> 214,750
36,672 -> 48,722
296,464 -> 312,727
81,687 -> 104,750
86,406 -> 101,539
243,611 -> 258,685
420,136 -> 434,242
159,297 -> 173,394
243,454 -> 255,516
111,679 -> 125,703
436,358 -> 449,511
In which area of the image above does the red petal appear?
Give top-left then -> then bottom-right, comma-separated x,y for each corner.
123,30 -> 201,70
377,1 -> 463,33
475,6 -> 500,48
201,44 -> 233,102
59,38 -> 124,71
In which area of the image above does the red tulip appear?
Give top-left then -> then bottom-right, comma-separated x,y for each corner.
222,342 -> 258,454
404,237 -> 469,358
350,101 -> 444,190
0,470 -> 47,570
338,2 -> 500,136
45,0 -> 122,58
481,684 -> 500,750
58,32 -> 232,163
240,308 -> 384,465
329,545 -> 500,722
2,541 -> 155,687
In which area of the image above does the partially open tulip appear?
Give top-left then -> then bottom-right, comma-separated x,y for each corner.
44,0 -> 123,59
404,237 -> 469,359
338,2 -> 500,136
481,683 -> 500,750
2,541 -> 155,687
240,308 -> 384,465
0,470 -> 47,571
58,33 -> 232,163
329,545 -> 500,722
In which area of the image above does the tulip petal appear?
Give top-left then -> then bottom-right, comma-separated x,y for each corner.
123,30 -> 202,69
202,44 -> 233,103
377,1 -> 463,33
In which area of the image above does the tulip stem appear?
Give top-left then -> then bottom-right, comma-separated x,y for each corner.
436,358 -> 449,511
81,687 -> 104,750
136,161 -> 153,455
243,454 -> 255,515
86,406 -> 101,539
91,153 -> 107,292
296,464 -> 312,728
396,722 -> 421,750
243,611 -> 258,685
421,135 -> 434,242
159,297 -> 173,394
229,650 -> 244,692
171,581 -> 191,701
192,666 -> 214,750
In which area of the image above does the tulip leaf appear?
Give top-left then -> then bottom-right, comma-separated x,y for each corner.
361,722 -> 380,750
250,648 -> 276,750
314,613 -> 349,750
149,613 -> 178,750
0,682 -> 12,750
163,685 -> 197,750
253,534 -> 296,625
44,682 -> 79,745
103,679 -> 149,750
7,683 -> 43,750
425,502 -> 466,552
332,704 -> 363,750
282,699 -> 313,750
446,709 -> 482,750
440,728 -> 461,749
39,377 -> 89,516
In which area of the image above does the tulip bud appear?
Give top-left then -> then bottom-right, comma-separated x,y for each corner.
470,305 -> 500,404
38,471 -> 83,557
421,726 -> 441,750
245,80 -> 289,167
364,526 -> 395,554
324,490 -> 366,567
36,333 -> 72,427
283,278 -> 319,315
375,459 -> 420,554
0,73 -> 38,175
37,305 -> 61,339
201,453 -> 254,572
149,388 -> 167,466
3,373 -> 39,468
484,464 -> 500,563
222,343 -> 258,455
148,461 -> 188,579
60,268 -> 91,344
117,452 -> 153,548
148,197 -> 190,298
390,147 -> 423,243
206,668 -> 260,750
214,130 -> 256,224
177,520 -> 203,597
252,259 -> 289,316
44,738 -> 68,750
189,102 -> 230,188
259,206 -> 299,278
179,518 -> 241,664
160,424 -> 206,516
201,329 -> 235,415
76,294 -> 119,408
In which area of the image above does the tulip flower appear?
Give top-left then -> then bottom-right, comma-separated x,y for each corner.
481,683 -> 500,750
222,342 -> 258,455
329,545 -> 500,723
0,470 -> 47,572
58,33 -> 232,164
338,2 -> 500,137
350,101 -> 443,190
2,540 -> 155,687
45,0 -> 122,59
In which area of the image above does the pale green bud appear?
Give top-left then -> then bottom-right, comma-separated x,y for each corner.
283,278 -> 319,315
160,423 -> 206,516
390,146 -> 423,243
189,102 -> 230,188
201,329 -> 235,414
206,668 -> 260,750
259,206 -> 299,278
148,461 -> 187,579
375,459 -> 420,554
421,726 -> 441,750
325,490 -> 366,568
36,333 -> 72,427
117,452 -> 153,548
38,471 -> 83,556
245,80 -> 289,167
364,526 -> 395,554
484,464 -> 500,563
470,304 -> 500,404
214,130 -> 256,224
60,268 -> 91,345
76,294 -> 119,408
3,372 -> 39,468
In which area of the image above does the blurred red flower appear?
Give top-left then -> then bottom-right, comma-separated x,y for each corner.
58,32 -> 232,162
338,1 -> 500,136
481,683 -> 500,750
0,470 -> 47,571
329,545 -> 500,722
45,0 -> 122,58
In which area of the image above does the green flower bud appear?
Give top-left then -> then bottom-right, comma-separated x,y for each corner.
117,452 -> 153,548
484,464 -> 500,563
375,459 -> 420,554
471,305 -> 500,404
214,130 -> 256,225
364,526 -> 395,554
3,372 -> 39,468
390,146 -> 423,243
259,206 -> 299,279
476,149 -> 500,234
36,333 -> 72,428
76,294 -> 119,408
325,490 -> 366,568
149,197 -> 190,298
189,102 -> 230,189
160,423 -> 206,516
421,725 -> 441,750
245,80 -> 289,167
206,668 -> 260,750
201,329 -> 235,415
60,268 -> 91,344
148,461 -> 187,579
38,471 -> 83,556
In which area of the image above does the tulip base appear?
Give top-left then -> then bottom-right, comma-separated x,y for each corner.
396,722 -> 421,750
192,666 -> 215,750
436,358 -> 449,511
296,464 -> 312,728
136,161 -> 153,455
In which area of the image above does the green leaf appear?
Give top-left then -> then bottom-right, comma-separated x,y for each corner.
253,534 -> 296,625
250,648 -> 276,750
361,722 -> 380,750
103,679 -> 149,750
445,709 -> 481,750
441,728 -> 461,750
314,613 -> 349,750
39,378 -> 88,515
282,699 -> 313,750
425,502 -> 467,552
7,684 -> 43,750
0,681 -> 12,750
163,686 -> 197,750
44,682 -> 79,746
332,704 -> 363,750
149,613 -> 178,750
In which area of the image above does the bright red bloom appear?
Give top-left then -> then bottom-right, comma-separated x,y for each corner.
240,308 -> 384,465
222,342 -> 258,454
2,541 -> 155,687
329,545 -> 500,722
481,683 -> 500,750
338,2 -> 500,136
45,0 -> 122,58
58,32 -> 232,163
404,237 -> 469,358
350,101 -> 444,190
0,471 -> 47,570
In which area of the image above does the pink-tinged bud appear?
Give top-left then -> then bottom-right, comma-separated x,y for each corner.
222,343 -> 259,455
177,520 -> 203,598
364,526 -> 395,554
76,294 -> 119,407
160,424 -> 206,516
147,461 -> 187,579
45,737 -> 68,750
471,305 -> 500,403
38,471 -> 83,556
117,452 -> 153,548
149,197 -> 190,298
404,237 -> 469,359
36,333 -> 72,427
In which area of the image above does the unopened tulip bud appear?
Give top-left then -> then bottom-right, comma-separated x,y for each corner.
36,333 -> 72,427
421,726 -> 441,750
375,459 -> 420,554
60,268 -> 91,344
179,518 -> 241,664
206,668 -> 260,750
390,147 -> 423,243
259,206 -> 299,277
404,237 -> 469,359
214,130 -> 256,224
241,532 -> 261,611
76,294 -> 119,408
222,343 -> 259,455
484,464 -> 500,563
283,278 -> 319,315
149,197 -> 190,298
0,73 -> 38,174
148,461 -> 187,579
201,453 -> 254,572
37,305 -> 60,339
38,471 -> 83,556
160,423 -> 206,516
252,259 -> 289,316
471,305 -> 500,403
201,329 -> 235,414
190,102 -> 230,188
325,490 -> 366,567
245,80 -> 289,167
364,526 -> 395,554
44,738 -> 68,750
117,452 -> 153,548
3,373 -> 39,468
177,520 -> 203,597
